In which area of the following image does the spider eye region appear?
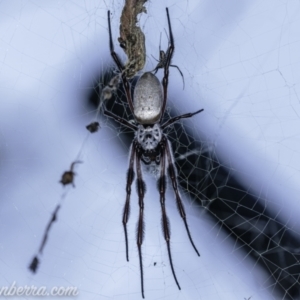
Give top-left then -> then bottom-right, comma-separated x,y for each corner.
133,72 -> 163,124
136,124 -> 162,151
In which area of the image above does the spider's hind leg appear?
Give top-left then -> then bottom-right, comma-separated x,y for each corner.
165,137 -> 200,257
157,137 -> 181,290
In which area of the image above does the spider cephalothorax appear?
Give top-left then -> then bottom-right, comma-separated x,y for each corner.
104,8 -> 203,298
136,123 -> 162,150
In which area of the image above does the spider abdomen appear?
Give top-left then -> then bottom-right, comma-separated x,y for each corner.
133,72 -> 163,124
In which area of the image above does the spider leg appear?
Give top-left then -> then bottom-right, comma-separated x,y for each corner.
158,139 -> 181,290
170,64 -> 185,89
153,68 -> 159,75
160,7 -> 174,121
161,108 -> 204,130
164,137 -> 200,256
123,141 -> 137,262
107,11 -> 134,113
151,50 -> 165,74
103,110 -> 137,131
136,147 -> 146,298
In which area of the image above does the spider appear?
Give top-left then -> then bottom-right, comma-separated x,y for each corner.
105,8 -> 203,298
152,47 -> 185,89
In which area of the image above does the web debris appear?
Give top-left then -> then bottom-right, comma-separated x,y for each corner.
28,0 -> 148,276
118,0 -> 147,78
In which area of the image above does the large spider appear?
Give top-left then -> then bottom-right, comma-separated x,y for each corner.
105,8 -> 203,298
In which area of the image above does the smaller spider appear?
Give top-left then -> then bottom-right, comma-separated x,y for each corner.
152,49 -> 185,89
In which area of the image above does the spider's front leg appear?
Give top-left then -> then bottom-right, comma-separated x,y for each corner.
160,8 -> 175,120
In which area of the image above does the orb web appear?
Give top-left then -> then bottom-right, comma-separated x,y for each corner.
0,1 -> 299,300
